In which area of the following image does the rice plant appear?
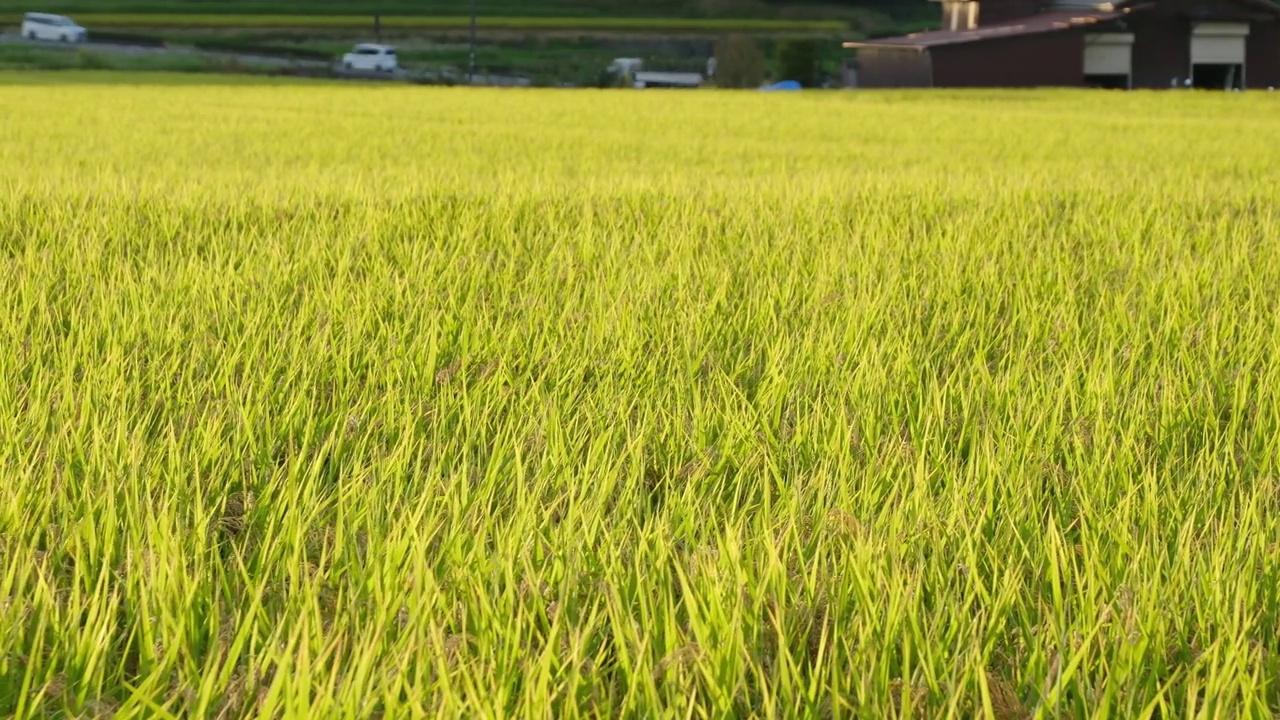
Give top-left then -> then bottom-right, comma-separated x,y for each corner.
1,82 -> 1279,718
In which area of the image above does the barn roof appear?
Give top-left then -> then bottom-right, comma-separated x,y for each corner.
842,9 -> 1132,51
1115,0 -> 1280,15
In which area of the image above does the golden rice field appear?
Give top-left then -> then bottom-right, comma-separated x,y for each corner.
2,73 -> 1280,718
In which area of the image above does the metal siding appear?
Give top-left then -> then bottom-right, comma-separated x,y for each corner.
1191,22 -> 1250,63
856,48 -> 934,88
1140,0 -> 1265,18
1194,21 -> 1252,35
930,30 -> 1085,87
848,2 -> 1280,89
1084,34 -> 1134,75
1191,35 -> 1248,62
976,0 -> 1044,26
1246,21 -> 1280,88
1131,15 -> 1193,87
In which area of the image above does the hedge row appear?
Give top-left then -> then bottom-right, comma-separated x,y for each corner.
191,40 -> 333,61
86,30 -> 167,47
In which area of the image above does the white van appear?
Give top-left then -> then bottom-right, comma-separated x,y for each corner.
342,44 -> 398,73
21,12 -> 88,43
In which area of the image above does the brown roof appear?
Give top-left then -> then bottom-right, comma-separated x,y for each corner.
1117,0 -> 1280,15
1224,0 -> 1280,11
842,9 -> 1132,51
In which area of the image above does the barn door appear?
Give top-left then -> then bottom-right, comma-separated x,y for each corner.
1084,33 -> 1133,89
1191,22 -> 1249,90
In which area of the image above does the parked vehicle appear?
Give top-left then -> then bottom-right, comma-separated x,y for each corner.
342,44 -> 398,73
604,58 -> 703,89
21,12 -> 87,43
607,58 -> 644,76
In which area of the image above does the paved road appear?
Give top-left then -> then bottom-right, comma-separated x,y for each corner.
0,32 -> 325,68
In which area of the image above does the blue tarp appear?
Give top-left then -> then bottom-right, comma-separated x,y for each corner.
760,80 -> 802,91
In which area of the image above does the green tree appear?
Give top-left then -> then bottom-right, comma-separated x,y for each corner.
774,38 -> 820,87
712,34 -> 766,89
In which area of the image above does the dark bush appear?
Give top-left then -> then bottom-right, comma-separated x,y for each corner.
87,31 -> 166,48
712,34 -> 766,89
774,38 -> 819,87
596,67 -> 627,88
192,40 -> 332,62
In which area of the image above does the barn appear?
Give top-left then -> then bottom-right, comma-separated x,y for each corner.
844,0 -> 1280,90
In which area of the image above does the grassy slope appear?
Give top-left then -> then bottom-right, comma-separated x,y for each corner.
9,13 -> 850,31
4,86 -> 1280,717
8,0 -> 731,14
3,0 -> 923,18
1,0 -> 933,31
0,68 -> 334,82
0,43 -> 315,73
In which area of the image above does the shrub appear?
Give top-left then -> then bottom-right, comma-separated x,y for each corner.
77,51 -> 111,70
86,31 -> 166,48
596,68 -> 628,88
774,38 -> 820,87
192,40 -> 332,62
712,34 -> 766,89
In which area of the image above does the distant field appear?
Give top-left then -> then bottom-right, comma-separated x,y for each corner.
3,85 -> 1280,717
0,13 -> 850,32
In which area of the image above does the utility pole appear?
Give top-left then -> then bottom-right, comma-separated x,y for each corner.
468,0 -> 477,85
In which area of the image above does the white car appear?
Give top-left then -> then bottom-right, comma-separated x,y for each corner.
21,12 -> 87,43
342,44 -> 398,73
